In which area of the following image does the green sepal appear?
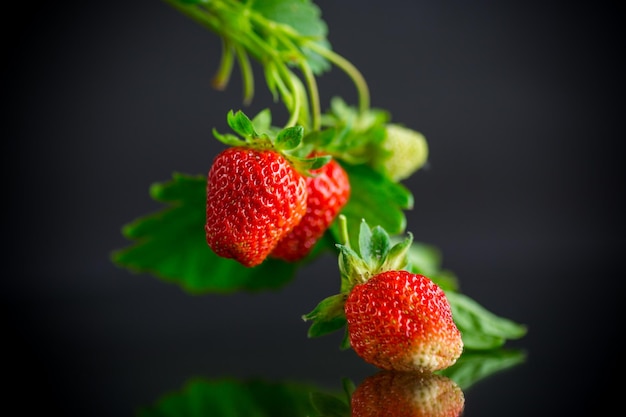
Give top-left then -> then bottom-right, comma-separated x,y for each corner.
339,327 -> 351,351
334,215 -> 414,290
303,127 -> 336,148
211,129 -> 246,147
297,154 -> 332,171
302,293 -> 347,338
251,108 -> 273,133
358,220 -> 385,269
317,97 -> 390,165
226,109 -> 257,138
380,231 -> 413,272
275,125 -> 303,150
336,243 -> 369,290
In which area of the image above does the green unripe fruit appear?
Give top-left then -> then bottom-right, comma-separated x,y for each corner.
372,124 -> 429,181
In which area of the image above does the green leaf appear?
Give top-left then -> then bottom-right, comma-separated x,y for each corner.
445,291 -> 528,350
111,173 -> 300,294
297,154 -> 332,171
177,0 -> 207,5
309,392 -> 350,417
330,163 -> 413,248
251,0 -> 331,74
252,0 -> 326,38
437,348 -> 527,391
136,376 -> 332,417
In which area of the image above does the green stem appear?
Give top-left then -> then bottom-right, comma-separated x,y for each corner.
337,214 -> 350,249
162,0 -> 221,33
298,59 -> 320,131
306,41 -> 370,113
281,68 -> 302,127
234,44 -> 255,105
265,63 -> 292,106
212,37 -> 235,90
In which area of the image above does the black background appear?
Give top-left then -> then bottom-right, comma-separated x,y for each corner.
5,1 -> 624,415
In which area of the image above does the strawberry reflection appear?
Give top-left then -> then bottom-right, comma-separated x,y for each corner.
350,371 -> 464,417
137,348 -> 525,417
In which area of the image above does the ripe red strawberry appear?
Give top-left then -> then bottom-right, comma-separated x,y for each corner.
205,146 -> 307,267
351,371 -> 465,417
345,270 -> 463,372
302,216 -> 463,373
271,156 -> 350,262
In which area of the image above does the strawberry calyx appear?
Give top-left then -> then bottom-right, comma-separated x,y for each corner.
212,109 -> 331,175
302,214 -> 413,347
335,214 -> 413,292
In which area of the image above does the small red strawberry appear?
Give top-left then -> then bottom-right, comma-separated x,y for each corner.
271,155 -> 350,262
351,371 -> 465,417
205,110 -> 330,267
302,216 -> 463,372
345,271 -> 463,372
205,147 -> 307,267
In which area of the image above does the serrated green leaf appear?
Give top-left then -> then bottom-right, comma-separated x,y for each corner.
112,173 -> 301,294
252,0 -> 326,37
251,0 -> 331,74
330,163 -> 413,249
275,125 -> 304,150
445,291 -> 528,349
136,376 -> 331,417
437,348 -> 527,391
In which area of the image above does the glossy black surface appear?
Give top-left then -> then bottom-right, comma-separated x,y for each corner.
5,1 -> 623,415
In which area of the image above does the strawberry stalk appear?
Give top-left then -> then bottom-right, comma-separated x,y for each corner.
162,0 -> 370,130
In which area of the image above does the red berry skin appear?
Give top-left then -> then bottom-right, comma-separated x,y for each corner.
271,158 -> 350,262
345,271 -> 463,372
351,371 -> 465,417
205,147 -> 307,267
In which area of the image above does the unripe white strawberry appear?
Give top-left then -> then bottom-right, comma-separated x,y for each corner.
372,124 -> 429,181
